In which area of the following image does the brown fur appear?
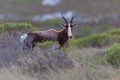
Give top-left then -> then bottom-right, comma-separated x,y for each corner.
23,28 -> 69,49
57,29 -> 68,47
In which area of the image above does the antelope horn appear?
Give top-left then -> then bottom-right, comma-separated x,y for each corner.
70,12 -> 75,23
62,14 -> 68,24
70,16 -> 74,23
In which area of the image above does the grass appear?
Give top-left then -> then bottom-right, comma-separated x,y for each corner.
41,19 -> 61,25
36,41 -> 55,49
0,23 -> 120,80
67,48 -> 119,80
0,22 -> 39,35
0,66 -> 37,80
71,29 -> 120,48
0,48 -> 120,80
104,43 -> 120,67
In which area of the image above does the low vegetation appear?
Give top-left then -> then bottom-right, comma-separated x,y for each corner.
0,23 -> 38,34
71,29 -> 120,48
41,19 -> 61,25
0,23 -> 120,80
104,43 -> 120,67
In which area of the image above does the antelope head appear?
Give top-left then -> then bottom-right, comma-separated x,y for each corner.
60,14 -> 78,38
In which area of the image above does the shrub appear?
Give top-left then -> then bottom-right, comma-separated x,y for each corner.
106,29 -> 120,35
41,19 -> 61,25
3,23 -> 32,31
0,22 -> 38,34
81,26 -> 90,37
104,43 -> 120,67
36,41 -> 54,49
71,29 -> 120,48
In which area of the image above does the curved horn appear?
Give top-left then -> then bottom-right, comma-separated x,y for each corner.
70,16 -> 74,23
70,12 -> 75,23
62,16 -> 68,24
61,14 -> 68,24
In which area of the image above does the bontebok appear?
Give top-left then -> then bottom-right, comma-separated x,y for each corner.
20,14 -> 78,50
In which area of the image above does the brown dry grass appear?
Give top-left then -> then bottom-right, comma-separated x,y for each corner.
0,24 -> 120,80
0,47 -> 119,80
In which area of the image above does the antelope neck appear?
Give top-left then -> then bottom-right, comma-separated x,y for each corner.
57,28 -> 68,46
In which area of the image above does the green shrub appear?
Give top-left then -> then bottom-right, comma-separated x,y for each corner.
71,33 -> 110,48
0,25 -> 4,33
104,43 -> 120,67
41,19 -> 61,25
36,41 -> 54,49
0,22 -> 38,34
3,23 -> 32,31
71,29 -> 120,48
81,26 -> 90,37
106,29 -> 120,35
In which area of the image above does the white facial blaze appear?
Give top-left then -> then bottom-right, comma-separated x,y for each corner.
68,23 -> 72,37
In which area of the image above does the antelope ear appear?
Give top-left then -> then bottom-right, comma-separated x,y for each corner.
72,23 -> 78,28
60,23 -> 66,28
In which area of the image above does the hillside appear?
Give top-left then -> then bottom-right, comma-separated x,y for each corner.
0,23 -> 120,80
0,0 -> 120,26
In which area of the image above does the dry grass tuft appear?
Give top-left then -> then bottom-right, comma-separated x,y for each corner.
0,26 -> 120,80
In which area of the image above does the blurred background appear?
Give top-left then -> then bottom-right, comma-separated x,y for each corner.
0,0 -> 120,37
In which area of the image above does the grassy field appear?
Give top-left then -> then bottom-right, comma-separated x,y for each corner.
0,23 -> 120,80
0,47 -> 120,80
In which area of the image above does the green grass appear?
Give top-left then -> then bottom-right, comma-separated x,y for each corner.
104,43 -> 120,67
71,29 -> 120,48
41,19 -> 61,25
0,22 -> 39,34
36,41 -> 54,49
